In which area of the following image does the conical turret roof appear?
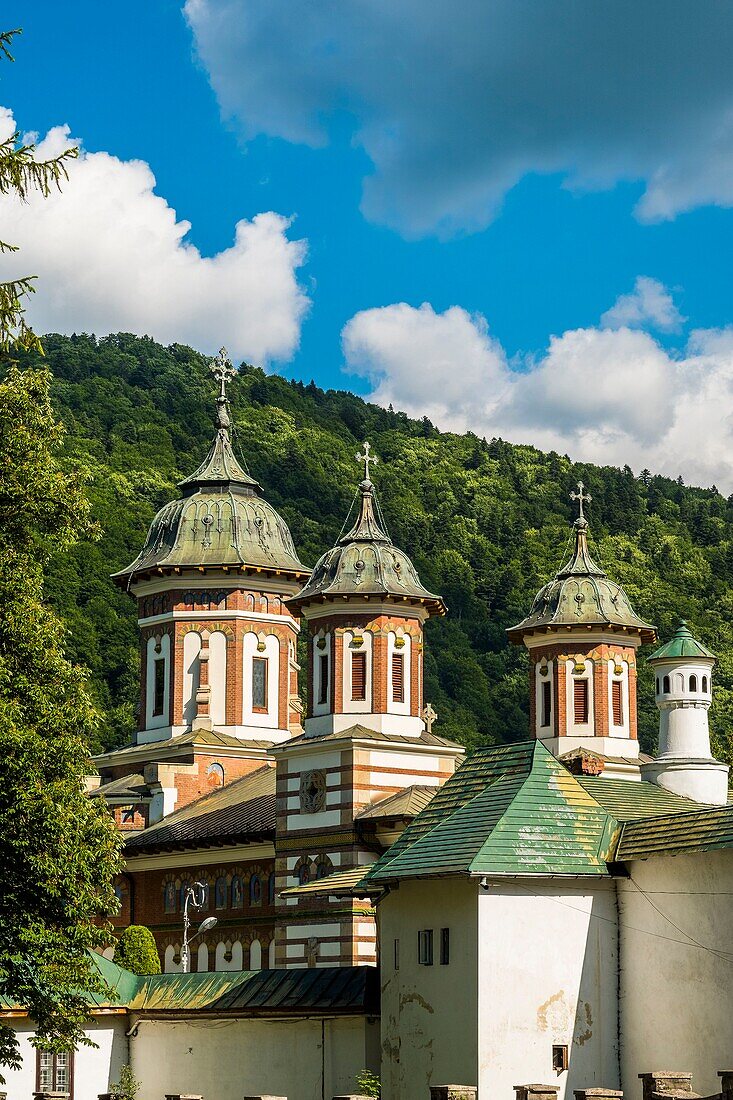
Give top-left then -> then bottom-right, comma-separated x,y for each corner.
648,621 -> 716,662
113,350 -> 308,585
507,483 -> 656,644
288,445 -> 445,615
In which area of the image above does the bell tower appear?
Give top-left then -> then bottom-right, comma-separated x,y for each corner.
507,482 -> 657,778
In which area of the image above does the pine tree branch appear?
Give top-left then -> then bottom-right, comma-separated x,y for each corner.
0,28 -> 21,62
0,277 -> 43,354
0,134 -> 78,200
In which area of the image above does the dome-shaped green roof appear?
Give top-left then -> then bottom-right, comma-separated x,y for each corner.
648,621 -> 716,662
289,449 -> 445,616
507,486 -> 656,645
113,354 -> 308,585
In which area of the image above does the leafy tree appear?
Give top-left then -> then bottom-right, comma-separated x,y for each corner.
113,926 -> 161,975
110,1064 -> 141,1100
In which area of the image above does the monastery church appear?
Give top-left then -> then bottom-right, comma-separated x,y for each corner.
4,353 -> 733,1100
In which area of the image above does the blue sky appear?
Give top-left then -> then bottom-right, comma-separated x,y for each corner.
3,2 -> 733,488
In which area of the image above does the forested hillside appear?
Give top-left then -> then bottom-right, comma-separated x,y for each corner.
19,332 -> 733,763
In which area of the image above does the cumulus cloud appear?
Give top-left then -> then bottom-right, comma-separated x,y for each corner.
341,292 -> 733,492
185,0 -> 733,237
0,108 -> 309,364
601,277 -> 685,333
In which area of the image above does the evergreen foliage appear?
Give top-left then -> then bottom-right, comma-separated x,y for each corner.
0,363 -> 122,1078
14,332 -> 733,765
113,926 -> 161,975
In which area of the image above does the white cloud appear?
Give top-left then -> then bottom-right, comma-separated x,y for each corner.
185,0 -> 733,237
0,108 -> 309,365
601,276 -> 684,333
341,290 -> 733,492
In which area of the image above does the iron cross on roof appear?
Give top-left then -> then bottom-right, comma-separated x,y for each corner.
570,480 -> 592,521
210,347 -> 237,400
356,441 -> 378,480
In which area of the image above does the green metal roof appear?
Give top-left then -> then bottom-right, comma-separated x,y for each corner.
648,621 -> 716,663
577,777 -> 704,821
362,741 -> 617,883
616,804 -> 733,861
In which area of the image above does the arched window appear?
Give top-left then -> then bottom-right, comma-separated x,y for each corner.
689,674 -> 698,692
179,881 -> 191,910
268,871 -> 276,905
663,675 -> 671,694
231,876 -> 244,909
197,942 -> 209,973
207,761 -> 225,788
215,876 -> 228,910
298,863 -> 310,886
249,938 -> 262,970
250,874 -> 262,905
268,939 -> 276,969
163,881 -> 176,914
656,677 -> 660,694
703,675 -> 709,692
316,862 -> 330,879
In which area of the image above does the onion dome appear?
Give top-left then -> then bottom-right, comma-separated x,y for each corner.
507,481 -> 656,644
288,443 -> 445,616
648,621 -> 715,663
113,349 -> 309,585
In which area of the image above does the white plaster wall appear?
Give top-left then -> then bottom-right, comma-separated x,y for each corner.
379,877 -> 479,1100
619,849 -> 733,1097
3,1018 -> 129,1100
477,881 -> 619,1100
129,1015 -> 379,1100
182,630 -> 202,726
242,632 -> 280,728
208,629 -> 227,727
145,633 -> 171,729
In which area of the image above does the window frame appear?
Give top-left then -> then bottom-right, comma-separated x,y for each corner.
541,679 -> 552,728
351,650 -> 367,702
611,679 -> 624,727
318,652 -> 329,706
440,927 -> 450,965
36,1049 -> 74,1096
252,656 -> 269,713
392,652 -> 405,703
152,656 -> 166,717
573,677 -> 589,725
417,928 -> 434,966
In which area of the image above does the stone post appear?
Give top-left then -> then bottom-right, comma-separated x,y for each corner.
430,1089 -> 478,1100
514,1087 -> 560,1100
574,1090 -> 623,1100
639,1073 -> 697,1100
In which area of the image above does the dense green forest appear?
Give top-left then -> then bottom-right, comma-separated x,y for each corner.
17,332 -> 733,764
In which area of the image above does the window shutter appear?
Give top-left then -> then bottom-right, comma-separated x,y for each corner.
351,651 -> 367,701
612,680 -> 623,726
318,654 -> 329,705
573,679 -> 588,724
392,653 -> 405,702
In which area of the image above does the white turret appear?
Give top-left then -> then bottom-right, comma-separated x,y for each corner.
641,621 -> 729,805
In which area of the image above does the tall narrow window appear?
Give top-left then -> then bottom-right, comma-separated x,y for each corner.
612,680 -> 624,726
702,675 -> 709,693
37,1050 -> 73,1094
392,653 -> 405,702
541,680 -> 552,728
417,929 -> 433,966
663,675 -> 671,694
318,653 -> 329,705
153,657 -> 165,716
252,657 -> 268,711
394,938 -> 400,971
440,927 -> 450,965
689,674 -> 698,692
573,678 -> 589,724
351,651 -> 367,701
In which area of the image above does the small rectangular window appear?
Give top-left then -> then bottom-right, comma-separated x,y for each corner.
612,679 -> 624,726
351,651 -> 367,701
440,927 -> 450,965
252,657 -> 268,711
541,679 -> 551,727
153,657 -> 165,716
318,653 -> 329,705
37,1049 -> 73,1094
573,678 -> 588,724
552,1044 -> 569,1073
417,928 -> 433,966
392,652 -> 405,703
394,937 -> 400,971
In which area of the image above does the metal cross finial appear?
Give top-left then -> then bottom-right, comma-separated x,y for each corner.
570,481 -> 592,521
422,702 -> 437,734
356,441 -> 378,481
209,346 -> 237,401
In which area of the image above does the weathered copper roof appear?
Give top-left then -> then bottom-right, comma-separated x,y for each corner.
507,515 -> 656,644
648,620 -> 716,662
289,470 -> 445,615
113,382 -> 308,584
356,784 -> 438,821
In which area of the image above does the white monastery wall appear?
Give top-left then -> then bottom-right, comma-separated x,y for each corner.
2,1018 -> 129,1100
129,1014 -> 379,1100
477,880 -> 619,1100
618,849 -> 733,1097
379,877 -> 479,1100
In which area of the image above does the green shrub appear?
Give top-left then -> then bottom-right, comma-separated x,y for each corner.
110,1064 -> 140,1100
113,925 -> 161,975
355,1069 -> 381,1097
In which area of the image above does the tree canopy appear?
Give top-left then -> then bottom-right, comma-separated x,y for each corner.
113,926 -> 161,976
15,330 -> 733,767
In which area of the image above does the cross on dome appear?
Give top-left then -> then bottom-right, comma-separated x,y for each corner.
210,347 -> 237,401
356,441 -> 378,481
570,480 -> 592,522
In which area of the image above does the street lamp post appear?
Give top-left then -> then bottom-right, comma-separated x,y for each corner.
180,881 -> 217,973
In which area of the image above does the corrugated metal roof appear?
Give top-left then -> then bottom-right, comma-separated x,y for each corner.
281,867 -> 376,898
280,724 -> 462,752
578,777 -> 706,820
616,804 -> 733,860
124,765 -> 275,853
356,785 -> 437,821
90,773 -> 150,800
94,728 -> 274,768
